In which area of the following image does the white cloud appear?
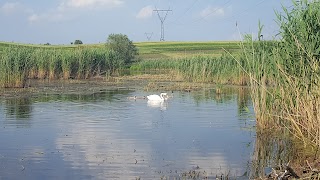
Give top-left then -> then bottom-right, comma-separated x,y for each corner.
200,6 -> 225,19
28,12 -> 67,24
136,5 -> 153,19
59,0 -> 124,10
28,0 -> 124,24
0,2 -> 32,15
0,2 -> 20,14
28,14 -> 40,23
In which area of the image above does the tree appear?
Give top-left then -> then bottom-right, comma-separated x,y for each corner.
105,33 -> 138,64
74,40 -> 83,45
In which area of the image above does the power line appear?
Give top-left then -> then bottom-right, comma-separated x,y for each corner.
153,8 -> 172,41
212,0 -> 269,25
168,0 -> 269,28
173,0 -> 199,22
192,0 -> 233,23
167,0 -> 233,27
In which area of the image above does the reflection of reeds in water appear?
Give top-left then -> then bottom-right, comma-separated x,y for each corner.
250,131 -> 318,179
237,87 -> 251,115
250,132 -> 286,179
5,97 -> 32,120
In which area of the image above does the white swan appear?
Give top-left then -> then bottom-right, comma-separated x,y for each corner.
147,93 -> 168,101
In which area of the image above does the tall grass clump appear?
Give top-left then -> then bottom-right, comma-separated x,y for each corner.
0,47 -> 31,88
177,54 -> 245,84
61,50 -> 73,80
274,0 -> 320,146
132,54 -> 247,85
235,33 -> 279,128
241,0 -> 320,146
0,46 -> 128,87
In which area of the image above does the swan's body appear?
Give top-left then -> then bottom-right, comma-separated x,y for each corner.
147,93 -> 168,101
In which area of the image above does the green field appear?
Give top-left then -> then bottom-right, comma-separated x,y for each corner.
0,41 -> 241,60
134,41 -> 241,59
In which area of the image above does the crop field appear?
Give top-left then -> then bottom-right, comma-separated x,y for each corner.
134,41 -> 241,59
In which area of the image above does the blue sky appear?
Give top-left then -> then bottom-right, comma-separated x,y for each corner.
0,0 -> 292,44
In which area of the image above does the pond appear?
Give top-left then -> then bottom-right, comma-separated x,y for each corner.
0,86 -> 257,179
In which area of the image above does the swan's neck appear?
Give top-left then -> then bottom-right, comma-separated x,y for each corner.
160,94 -> 166,100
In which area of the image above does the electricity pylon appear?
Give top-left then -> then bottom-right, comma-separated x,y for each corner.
144,32 -> 153,41
153,9 -> 172,41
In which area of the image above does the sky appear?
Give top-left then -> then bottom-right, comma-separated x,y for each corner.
0,0 -> 292,44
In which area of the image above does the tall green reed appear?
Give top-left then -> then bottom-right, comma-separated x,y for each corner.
0,47 -> 31,87
238,0 -> 320,146
132,54 -> 245,85
0,46 -> 126,87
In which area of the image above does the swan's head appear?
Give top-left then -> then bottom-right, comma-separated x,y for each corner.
160,93 -> 168,100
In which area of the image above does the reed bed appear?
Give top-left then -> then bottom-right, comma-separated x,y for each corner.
0,46 -> 124,87
240,0 -> 320,147
0,47 -> 32,88
132,54 -> 247,85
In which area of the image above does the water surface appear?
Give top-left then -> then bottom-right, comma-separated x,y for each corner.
0,87 -> 255,179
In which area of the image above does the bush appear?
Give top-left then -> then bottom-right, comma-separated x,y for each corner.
74,40 -> 83,45
105,33 -> 138,64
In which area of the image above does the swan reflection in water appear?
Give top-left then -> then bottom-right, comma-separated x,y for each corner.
147,100 -> 168,110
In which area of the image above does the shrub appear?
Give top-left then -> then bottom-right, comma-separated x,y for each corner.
105,33 -> 138,64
